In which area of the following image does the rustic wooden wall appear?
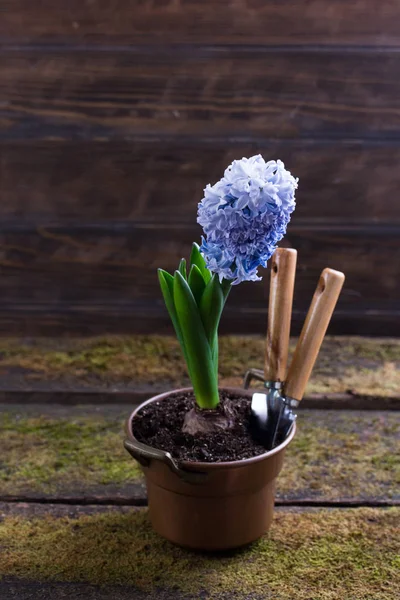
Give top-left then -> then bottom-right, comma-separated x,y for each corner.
1,1 -> 399,336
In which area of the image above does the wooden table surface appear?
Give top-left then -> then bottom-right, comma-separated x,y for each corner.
0,336 -> 399,598
1,404 -> 399,599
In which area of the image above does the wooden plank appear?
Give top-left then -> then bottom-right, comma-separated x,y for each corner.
1,493 -> 397,508
1,1 -> 400,46
1,488 -> 147,506
0,223 -> 398,309
0,224 -> 398,330
0,334 -> 399,405
1,390 -> 399,410
0,501 -> 388,519
1,407 -> 398,505
0,303 -> 398,336
3,48 -> 400,141
1,140 -> 400,223
0,502 -> 137,518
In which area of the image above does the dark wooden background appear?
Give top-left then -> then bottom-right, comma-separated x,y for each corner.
1,1 -> 400,336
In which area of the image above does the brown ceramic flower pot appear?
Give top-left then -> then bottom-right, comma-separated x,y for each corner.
125,387 -> 296,551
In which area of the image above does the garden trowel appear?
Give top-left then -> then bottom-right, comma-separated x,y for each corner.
248,247 -> 297,447
250,267 -> 345,449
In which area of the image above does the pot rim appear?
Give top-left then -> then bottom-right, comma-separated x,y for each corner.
126,386 -> 296,470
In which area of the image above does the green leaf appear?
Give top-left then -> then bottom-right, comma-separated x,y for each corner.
190,242 -> 211,284
173,271 -> 219,409
199,274 -> 225,345
211,332 -> 219,380
221,278 -> 232,302
178,258 -> 187,280
188,264 -> 206,306
157,269 -> 189,366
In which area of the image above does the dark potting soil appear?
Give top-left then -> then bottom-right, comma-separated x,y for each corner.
131,391 -> 267,463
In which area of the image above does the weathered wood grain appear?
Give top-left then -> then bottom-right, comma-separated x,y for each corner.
3,48 -> 400,141
0,224 -> 398,304
1,140 -> 400,223
0,223 -> 399,334
0,303 -> 398,336
1,1 -> 400,46
1,12 -> 400,337
0,502 -> 138,518
0,489 -> 147,506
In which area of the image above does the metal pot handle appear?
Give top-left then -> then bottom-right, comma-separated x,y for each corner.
124,439 -> 207,484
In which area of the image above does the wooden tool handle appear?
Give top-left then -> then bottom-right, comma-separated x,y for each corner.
284,268 -> 345,402
264,248 -> 297,382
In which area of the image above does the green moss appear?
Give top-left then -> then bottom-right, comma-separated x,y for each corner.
0,336 -> 186,383
0,335 -> 399,396
342,338 -> 400,362
0,508 -> 398,599
281,412 -> 400,500
0,413 -> 140,494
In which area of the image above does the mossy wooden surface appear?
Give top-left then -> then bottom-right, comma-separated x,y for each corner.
0,507 -> 399,599
1,335 -> 400,397
1,407 -> 398,503
0,408 -> 142,497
